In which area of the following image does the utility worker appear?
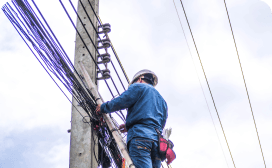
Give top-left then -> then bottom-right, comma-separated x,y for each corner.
96,69 -> 168,168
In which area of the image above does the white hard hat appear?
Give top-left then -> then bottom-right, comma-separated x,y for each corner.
129,69 -> 158,87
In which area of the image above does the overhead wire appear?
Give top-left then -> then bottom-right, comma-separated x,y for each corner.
60,0 -> 126,122
75,0 -> 127,91
2,8 -> 96,166
172,0 -> 229,167
59,0 -> 126,121
84,0 -> 130,84
178,0 -> 236,167
222,0 -> 266,167
17,0 -> 98,114
68,0 -> 122,95
35,0 -> 127,158
2,5 -> 87,122
98,15 -> 131,84
2,1 -> 123,167
5,0 -> 97,117
73,0 -> 129,107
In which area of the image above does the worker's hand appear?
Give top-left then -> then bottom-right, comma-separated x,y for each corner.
119,124 -> 127,133
95,104 -> 102,116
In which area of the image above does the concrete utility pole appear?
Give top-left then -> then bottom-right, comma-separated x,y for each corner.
69,0 -> 99,167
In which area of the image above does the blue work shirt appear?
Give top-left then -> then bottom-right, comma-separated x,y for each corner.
100,83 -> 168,143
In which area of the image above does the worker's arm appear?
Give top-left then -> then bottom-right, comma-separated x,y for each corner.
98,84 -> 142,114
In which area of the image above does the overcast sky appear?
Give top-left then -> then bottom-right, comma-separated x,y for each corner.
1,0 -> 272,168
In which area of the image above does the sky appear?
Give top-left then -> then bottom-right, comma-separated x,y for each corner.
1,0 -> 272,168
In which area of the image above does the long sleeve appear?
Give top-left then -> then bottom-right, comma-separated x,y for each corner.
100,83 -> 168,143
100,84 -> 142,114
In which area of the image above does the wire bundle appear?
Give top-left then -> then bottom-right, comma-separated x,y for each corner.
59,0 -> 128,122
2,0 -> 124,167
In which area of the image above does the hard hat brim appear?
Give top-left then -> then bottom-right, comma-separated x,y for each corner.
129,69 -> 158,87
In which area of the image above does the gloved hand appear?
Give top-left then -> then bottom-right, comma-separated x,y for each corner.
95,104 -> 102,115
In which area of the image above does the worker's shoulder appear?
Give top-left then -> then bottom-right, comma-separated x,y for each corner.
131,83 -> 167,105
130,83 -> 155,90
135,83 -> 165,97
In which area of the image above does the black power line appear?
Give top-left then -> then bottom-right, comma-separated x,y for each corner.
77,0 -> 127,91
85,0 -> 130,84
178,0 -> 237,167
172,0 -> 230,167
68,0 -> 124,94
223,0 -> 266,167
59,0 -> 126,121
2,1 -> 124,167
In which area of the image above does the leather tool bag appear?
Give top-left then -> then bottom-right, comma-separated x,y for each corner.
155,129 -> 176,165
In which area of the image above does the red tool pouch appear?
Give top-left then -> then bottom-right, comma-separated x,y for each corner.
166,147 -> 176,165
156,129 -> 176,165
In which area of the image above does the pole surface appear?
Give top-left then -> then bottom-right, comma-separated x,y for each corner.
78,62 -> 136,168
69,0 -> 99,167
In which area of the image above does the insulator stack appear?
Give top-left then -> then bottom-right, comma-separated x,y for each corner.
97,24 -> 112,80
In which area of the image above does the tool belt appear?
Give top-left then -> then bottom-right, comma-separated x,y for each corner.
155,128 -> 176,165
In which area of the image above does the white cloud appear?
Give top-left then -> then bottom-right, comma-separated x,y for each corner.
1,0 -> 272,167
37,142 -> 69,168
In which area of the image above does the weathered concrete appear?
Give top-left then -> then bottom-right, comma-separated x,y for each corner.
69,0 -> 99,167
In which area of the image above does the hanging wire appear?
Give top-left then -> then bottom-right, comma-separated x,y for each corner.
59,0 -> 126,121
68,0 -> 128,113
223,0 -> 266,167
178,0 -> 236,167
70,0 -> 127,92
85,0 -> 130,84
68,0 -> 123,95
172,0 -> 229,167
64,0 -> 128,122
2,1 -> 124,167
98,15 -> 131,84
2,4 -> 87,121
